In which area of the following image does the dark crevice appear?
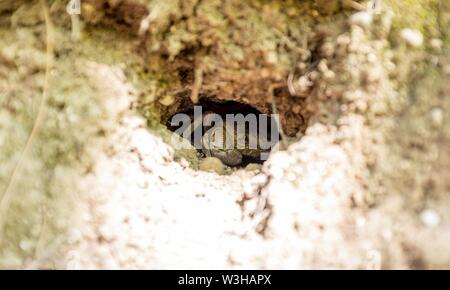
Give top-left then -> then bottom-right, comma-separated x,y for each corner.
166,99 -> 281,167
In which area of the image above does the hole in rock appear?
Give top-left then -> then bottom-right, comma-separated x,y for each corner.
167,99 -> 282,167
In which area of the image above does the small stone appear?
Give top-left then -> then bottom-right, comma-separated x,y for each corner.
400,28 -> 423,47
158,95 -> 175,106
245,163 -> 262,172
430,38 -> 443,51
199,157 -> 225,174
421,209 -> 440,228
350,11 -> 373,28
265,51 -> 278,65
367,53 -> 377,63
430,108 -> 444,128
320,42 -> 334,58
365,66 -> 383,83
323,69 -> 335,80
19,240 -> 34,252
293,76 -> 313,95
318,59 -> 329,73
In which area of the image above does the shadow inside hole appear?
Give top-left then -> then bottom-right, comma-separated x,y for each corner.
167,99 -> 281,167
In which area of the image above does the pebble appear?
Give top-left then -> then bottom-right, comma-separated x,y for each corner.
19,240 -> 34,252
199,157 -> 225,174
367,53 -> 377,63
430,108 -> 444,128
350,11 -> 373,29
245,163 -> 262,172
430,38 -> 443,51
158,95 -> 175,106
320,42 -> 334,57
400,28 -> 423,47
421,208 -> 440,228
323,69 -> 335,80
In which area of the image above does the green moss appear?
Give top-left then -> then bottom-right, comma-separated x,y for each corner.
387,0 -> 441,38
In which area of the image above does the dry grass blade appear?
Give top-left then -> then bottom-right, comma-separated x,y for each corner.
0,0 -> 54,246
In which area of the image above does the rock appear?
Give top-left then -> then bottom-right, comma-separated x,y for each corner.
430,108 -> 444,128
430,38 -> 443,52
245,163 -> 262,172
199,157 -> 225,174
158,95 -> 175,106
367,53 -> 377,63
421,209 -> 440,228
323,69 -> 335,80
350,11 -> 373,29
400,28 -> 423,47
19,240 -> 34,252
320,42 -> 334,57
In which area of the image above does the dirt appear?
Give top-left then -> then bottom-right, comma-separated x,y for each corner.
0,0 -> 449,269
